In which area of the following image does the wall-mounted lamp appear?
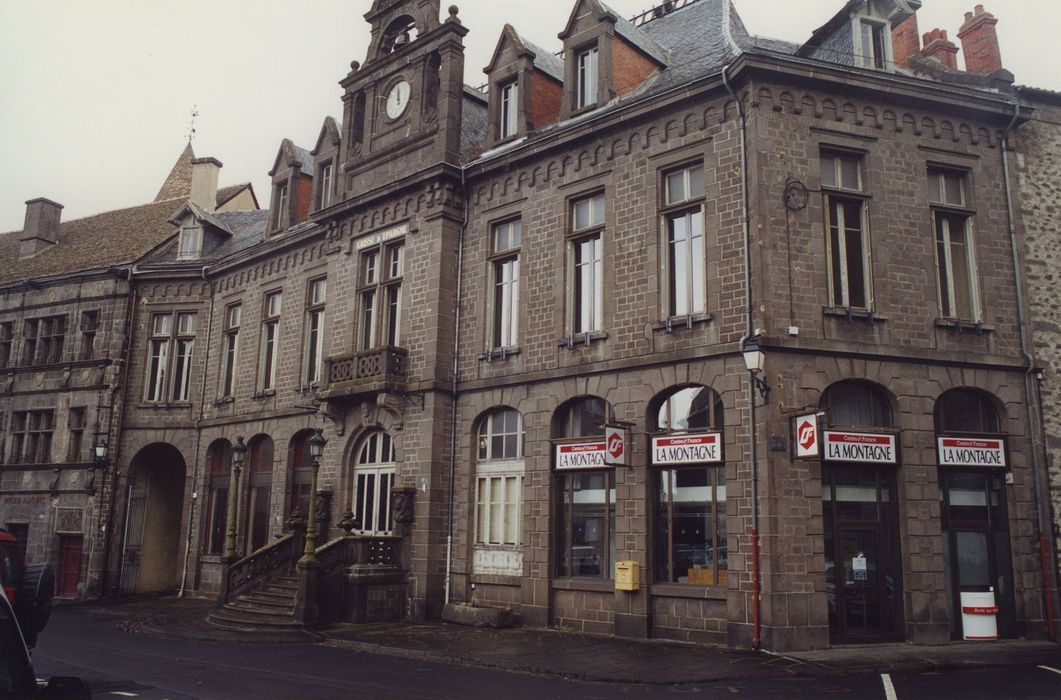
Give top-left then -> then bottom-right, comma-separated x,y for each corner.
740,334 -> 771,403
94,438 -> 110,470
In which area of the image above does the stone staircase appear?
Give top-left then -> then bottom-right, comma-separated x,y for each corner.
208,572 -> 303,629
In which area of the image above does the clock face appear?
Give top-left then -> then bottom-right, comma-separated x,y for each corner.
386,80 -> 411,119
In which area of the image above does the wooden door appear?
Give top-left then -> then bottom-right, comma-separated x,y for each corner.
57,536 -> 83,597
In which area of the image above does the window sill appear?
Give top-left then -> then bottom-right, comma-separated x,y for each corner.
652,313 -> 713,333
199,554 -> 224,564
479,347 -> 520,362
551,577 -> 614,592
251,390 -> 277,400
138,401 -> 193,410
213,396 -> 235,406
649,582 -> 728,600
823,307 -> 888,324
557,331 -> 608,348
935,318 -> 993,334
470,573 -> 523,587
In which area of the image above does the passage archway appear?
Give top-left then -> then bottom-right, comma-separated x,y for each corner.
122,443 -> 187,595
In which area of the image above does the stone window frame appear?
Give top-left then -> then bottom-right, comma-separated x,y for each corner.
21,314 -> 67,367
356,239 -> 405,351
302,277 -> 327,387
565,190 -> 607,341
218,302 -> 241,400
78,309 -> 100,361
821,148 -> 874,312
659,160 -> 709,324
0,321 -> 14,368
853,15 -> 893,70
487,218 -> 521,354
928,165 -> 982,323
66,406 -> 86,464
143,311 -> 197,403
10,409 -> 55,465
257,291 -> 283,393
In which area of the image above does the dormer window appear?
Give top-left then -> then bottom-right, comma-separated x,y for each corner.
858,18 -> 890,69
177,226 -> 203,261
316,162 -> 334,210
576,46 -> 599,109
500,81 -> 519,139
273,183 -> 288,230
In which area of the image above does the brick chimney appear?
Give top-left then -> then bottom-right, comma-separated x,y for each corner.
19,198 -> 63,259
958,5 -> 1002,74
891,11 -> 920,68
921,29 -> 959,70
189,157 -> 222,213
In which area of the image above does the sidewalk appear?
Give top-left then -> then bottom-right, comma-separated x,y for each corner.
61,596 -> 1061,685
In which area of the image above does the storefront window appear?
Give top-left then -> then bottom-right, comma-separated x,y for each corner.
822,380 -> 891,428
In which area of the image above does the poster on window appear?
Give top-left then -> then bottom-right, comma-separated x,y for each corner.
822,431 -> 897,464
937,437 -> 1006,468
651,433 -> 723,465
555,441 -> 608,470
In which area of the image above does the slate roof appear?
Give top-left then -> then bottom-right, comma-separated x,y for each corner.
292,144 -> 316,177
154,143 -> 196,202
461,86 -> 489,160
521,34 -> 564,82
604,1 -> 669,65
144,209 -> 269,266
634,0 -> 742,90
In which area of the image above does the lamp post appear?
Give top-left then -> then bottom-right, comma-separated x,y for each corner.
740,334 -> 771,404
222,436 -> 247,564
295,429 -> 326,625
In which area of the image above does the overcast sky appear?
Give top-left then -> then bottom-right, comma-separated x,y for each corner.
0,0 -> 1055,234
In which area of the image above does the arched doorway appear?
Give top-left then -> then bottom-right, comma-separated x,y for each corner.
245,435 -> 274,553
287,431 -> 316,520
122,443 -> 187,595
351,431 -> 396,535
819,380 -> 903,643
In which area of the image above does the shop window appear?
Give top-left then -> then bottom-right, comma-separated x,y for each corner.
358,240 -> 404,350
144,312 -> 197,402
555,397 -> 615,579
203,439 -> 232,555
22,315 -> 66,366
10,410 -> 54,464
490,220 -> 521,351
567,194 -> 605,337
822,151 -> 872,310
821,380 -> 892,428
661,163 -> 707,320
929,168 -> 980,321
352,431 -> 396,536
934,388 -> 1000,434
245,435 -> 274,553
219,304 -> 241,399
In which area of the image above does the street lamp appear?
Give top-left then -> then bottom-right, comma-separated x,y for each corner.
94,438 -> 109,469
223,436 -> 247,563
740,334 -> 771,403
300,430 -> 328,565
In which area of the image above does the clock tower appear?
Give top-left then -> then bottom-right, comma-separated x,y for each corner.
338,0 -> 469,198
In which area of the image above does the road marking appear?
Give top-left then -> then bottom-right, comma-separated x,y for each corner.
1038,665 -> 1061,676
881,673 -> 898,700
110,693 -> 139,697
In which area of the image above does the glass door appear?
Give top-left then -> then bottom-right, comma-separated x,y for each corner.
823,465 -> 903,643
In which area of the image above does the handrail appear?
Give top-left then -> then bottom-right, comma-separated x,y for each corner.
221,533 -> 302,603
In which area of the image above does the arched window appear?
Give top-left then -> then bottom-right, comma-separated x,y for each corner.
651,386 -> 727,586
288,430 -> 316,519
935,388 -> 1001,434
245,435 -> 274,552
203,439 -> 231,555
475,409 -> 523,557
554,397 -> 615,580
352,431 -> 396,536
821,380 -> 892,428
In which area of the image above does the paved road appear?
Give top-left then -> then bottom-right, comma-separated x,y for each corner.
29,606 -> 1061,699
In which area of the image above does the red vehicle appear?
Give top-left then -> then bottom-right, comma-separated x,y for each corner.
0,528 -> 54,647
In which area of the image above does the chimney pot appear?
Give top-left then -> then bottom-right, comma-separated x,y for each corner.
921,27 -> 960,70
958,5 -> 1002,74
19,198 -> 63,259
189,157 -> 222,213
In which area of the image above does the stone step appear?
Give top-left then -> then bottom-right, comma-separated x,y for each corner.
230,596 -> 295,613
242,589 -> 296,605
208,606 -> 304,629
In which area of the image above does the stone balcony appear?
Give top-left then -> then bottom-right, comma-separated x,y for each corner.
317,345 -> 408,401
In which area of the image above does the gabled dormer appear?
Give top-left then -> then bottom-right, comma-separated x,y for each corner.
557,0 -> 667,120
797,0 -> 921,71
310,117 -> 342,212
483,25 -> 564,145
267,138 -> 314,235
168,202 -> 233,261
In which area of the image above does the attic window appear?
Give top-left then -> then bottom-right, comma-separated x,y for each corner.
500,80 -> 519,139
177,226 -> 203,260
859,18 -> 890,69
576,46 -> 599,109
273,183 -> 288,230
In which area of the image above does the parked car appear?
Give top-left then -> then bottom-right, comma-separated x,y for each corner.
1,586 -> 90,699
0,529 -> 55,647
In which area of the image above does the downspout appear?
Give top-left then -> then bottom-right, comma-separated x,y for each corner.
1001,100 -> 1055,639
444,164 -> 469,606
178,266 -> 214,598
723,62 -> 760,650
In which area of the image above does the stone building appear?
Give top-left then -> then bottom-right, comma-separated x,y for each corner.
0,145 -> 256,598
4,0 -> 1059,653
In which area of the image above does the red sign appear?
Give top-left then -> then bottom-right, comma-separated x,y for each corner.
794,413 -> 820,458
604,425 -> 630,467
937,437 -> 1006,468
651,433 -> 722,465
823,431 -> 897,464
555,441 -> 608,470
962,606 -> 999,615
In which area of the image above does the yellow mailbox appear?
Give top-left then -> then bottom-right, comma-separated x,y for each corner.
615,560 -> 640,591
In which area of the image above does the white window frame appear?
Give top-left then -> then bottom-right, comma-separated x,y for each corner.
474,408 -> 524,553
318,163 -> 333,210
576,45 -> 599,109
258,292 -> 282,391
855,16 -> 892,69
144,312 -> 196,402
219,304 -> 241,399
568,193 -> 605,336
304,278 -> 327,385
661,163 -> 707,319
352,431 -> 397,536
500,80 -> 519,139
929,168 -> 981,321
490,220 -> 521,350
822,152 -> 873,310
273,182 -> 288,230
177,226 -> 203,260
357,240 -> 404,350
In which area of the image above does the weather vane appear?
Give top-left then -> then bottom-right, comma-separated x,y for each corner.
186,105 -> 199,143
